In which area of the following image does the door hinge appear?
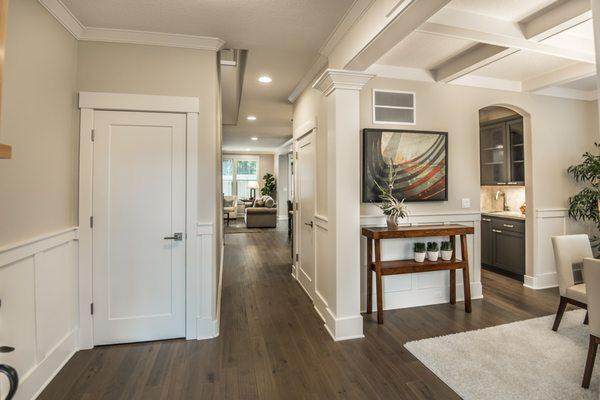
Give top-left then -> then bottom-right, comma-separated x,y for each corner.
295,152 -> 298,160
90,303 -> 94,315
295,253 -> 299,262
90,216 -> 94,228
91,129 -> 95,142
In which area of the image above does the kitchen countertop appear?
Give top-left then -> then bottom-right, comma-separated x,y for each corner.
481,211 -> 526,220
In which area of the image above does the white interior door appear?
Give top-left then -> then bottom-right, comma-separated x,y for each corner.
297,133 -> 316,299
92,110 -> 186,345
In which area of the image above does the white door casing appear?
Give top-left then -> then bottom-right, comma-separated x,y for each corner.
92,110 -> 186,345
297,132 -> 316,300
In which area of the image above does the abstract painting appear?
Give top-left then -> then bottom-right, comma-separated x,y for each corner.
363,129 -> 448,202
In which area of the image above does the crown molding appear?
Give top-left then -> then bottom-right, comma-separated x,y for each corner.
38,0 -> 225,51
287,0 -> 375,103
313,69 -> 374,96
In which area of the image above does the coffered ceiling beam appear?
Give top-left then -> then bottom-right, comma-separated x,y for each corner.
520,0 -> 591,41
329,0 -> 451,70
522,62 -> 596,92
418,8 -> 595,64
432,43 -> 516,83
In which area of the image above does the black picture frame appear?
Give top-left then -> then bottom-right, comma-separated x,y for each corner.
362,128 -> 448,203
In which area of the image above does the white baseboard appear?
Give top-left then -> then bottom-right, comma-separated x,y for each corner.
524,272 -> 558,290
362,282 -> 483,313
17,329 -> 78,400
196,317 -> 219,340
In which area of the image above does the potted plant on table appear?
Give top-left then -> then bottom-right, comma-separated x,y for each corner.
440,241 -> 453,261
413,242 -> 426,262
375,159 -> 408,229
427,242 -> 440,261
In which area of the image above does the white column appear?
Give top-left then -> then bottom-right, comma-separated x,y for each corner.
593,0 -> 600,124
313,69 -> 373,340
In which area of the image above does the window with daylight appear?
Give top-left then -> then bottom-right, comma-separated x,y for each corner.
372,89 -> 416,125
222,156 -> 259,199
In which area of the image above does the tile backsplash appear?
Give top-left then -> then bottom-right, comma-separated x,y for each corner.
481,185 -> 526,213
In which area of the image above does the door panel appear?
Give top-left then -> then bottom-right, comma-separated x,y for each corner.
297,134 -> 316,300
481,218 -> 492,266
92,111 -> 186,345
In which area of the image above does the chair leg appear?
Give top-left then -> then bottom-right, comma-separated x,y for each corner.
584,311 -> 589,325
583,335 -> 599,389
552,296 -> 568,332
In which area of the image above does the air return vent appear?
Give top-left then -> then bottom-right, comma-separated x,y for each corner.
372,89 -> 416,125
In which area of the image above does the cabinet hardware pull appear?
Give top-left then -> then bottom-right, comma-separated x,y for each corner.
482,218 -> 491,222
492,229 -> 502,233
503,224 -> 514,228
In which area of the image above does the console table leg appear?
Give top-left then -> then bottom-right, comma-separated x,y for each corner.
366,239 -> 373,314
460,234 -> 472,313
449,235 -> 456,304
375,239 -> 383,324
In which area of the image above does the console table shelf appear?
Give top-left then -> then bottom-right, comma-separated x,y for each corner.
362,224 -> 475,324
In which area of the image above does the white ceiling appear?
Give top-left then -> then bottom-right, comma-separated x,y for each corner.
446,0 -> 556,21
60,0 -> 355,152
372,0 -> 597,101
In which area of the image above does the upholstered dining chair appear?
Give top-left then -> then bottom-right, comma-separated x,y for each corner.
551,234 -> 592,331
582,257 -> 600,388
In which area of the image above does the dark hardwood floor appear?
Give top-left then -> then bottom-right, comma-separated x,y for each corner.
40,222 -> 562,399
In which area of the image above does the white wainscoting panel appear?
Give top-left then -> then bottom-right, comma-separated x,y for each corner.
313,215 -> 332,328
360,212 -> 483,312
526,208 -> 573,289
196,222 -> 218,339
0,228 -> 78,400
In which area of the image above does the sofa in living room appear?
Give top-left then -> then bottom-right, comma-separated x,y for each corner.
245,195 -> 277,228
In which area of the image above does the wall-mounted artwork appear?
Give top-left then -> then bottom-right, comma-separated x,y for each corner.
363,128 -> 448,202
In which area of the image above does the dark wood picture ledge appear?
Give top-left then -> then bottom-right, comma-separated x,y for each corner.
0,143 -> 11,159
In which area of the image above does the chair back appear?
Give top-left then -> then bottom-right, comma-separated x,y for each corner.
551,234 -> 593,296
223,195 -> 237,205
584,258 -> 600,337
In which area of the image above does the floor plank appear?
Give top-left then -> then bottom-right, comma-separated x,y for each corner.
39,222 -> 561,399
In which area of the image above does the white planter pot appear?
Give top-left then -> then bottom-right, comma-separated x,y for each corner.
414,252 -> 426,263
427,251 -> 439,262
441,250 -> 453,261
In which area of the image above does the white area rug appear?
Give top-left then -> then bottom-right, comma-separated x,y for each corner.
405,310 -> 599,400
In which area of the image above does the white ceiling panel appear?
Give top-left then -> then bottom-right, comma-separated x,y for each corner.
541,19 -> 595,55
377,32 -> 476,70
470,50 -> 576,81
446,0 -> 556,21
559,75 -> 597,91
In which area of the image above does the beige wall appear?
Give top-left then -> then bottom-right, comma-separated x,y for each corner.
293,87 -> 328,216
0,0 -> 78,247
360,77 -> 599,216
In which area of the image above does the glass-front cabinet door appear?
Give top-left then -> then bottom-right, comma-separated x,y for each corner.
480,122 -> 508,185
508,119 -> 524,184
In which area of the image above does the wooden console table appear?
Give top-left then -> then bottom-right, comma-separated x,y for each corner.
362,224 -> 475,324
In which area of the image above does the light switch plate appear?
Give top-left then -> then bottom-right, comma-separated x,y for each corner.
461,198 -> 471,209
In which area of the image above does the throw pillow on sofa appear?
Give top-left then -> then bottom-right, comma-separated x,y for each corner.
264,196 -> 275,208
253,196 -> 266,207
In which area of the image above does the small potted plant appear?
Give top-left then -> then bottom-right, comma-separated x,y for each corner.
427,242 -> 440,261
375,159 -> 408,229
413,242 -> 426,262
440,241 -> 453,261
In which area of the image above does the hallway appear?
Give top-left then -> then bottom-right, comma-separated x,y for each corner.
39,226 -> 561,399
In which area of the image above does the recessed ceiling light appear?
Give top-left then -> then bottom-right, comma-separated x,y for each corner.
247,115 -> 257,121
245,148 -> 251,151
258,76 -> 272,83
251,137 -> 258,141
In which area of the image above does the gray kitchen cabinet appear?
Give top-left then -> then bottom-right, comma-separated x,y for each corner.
480,117 -> 524,185
481,215 -> 525,279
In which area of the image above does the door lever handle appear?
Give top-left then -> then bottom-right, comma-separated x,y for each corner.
304,221 -> 313,228
164,232 -> 183,241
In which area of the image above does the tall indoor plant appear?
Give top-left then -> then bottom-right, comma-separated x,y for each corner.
374,159 -> 408,229
568,142 -> 600,248
260,172 -> 277,198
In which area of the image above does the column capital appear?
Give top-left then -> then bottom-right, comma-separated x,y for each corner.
312,69 -> 374,96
